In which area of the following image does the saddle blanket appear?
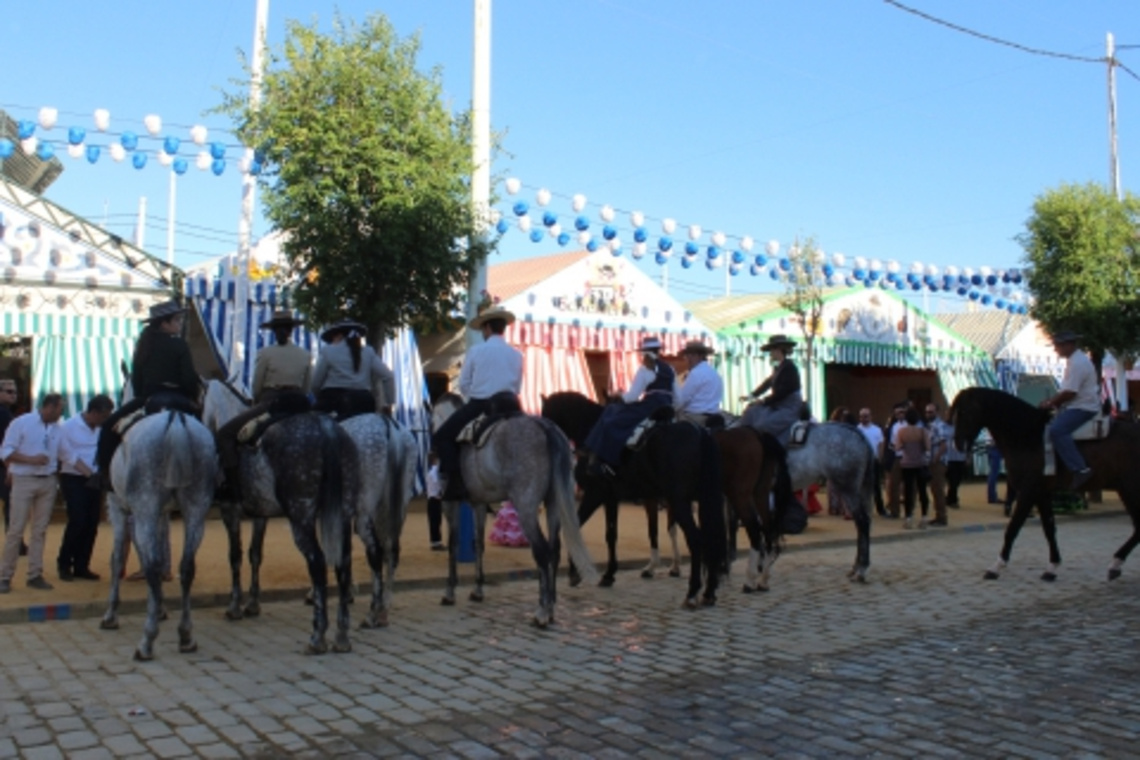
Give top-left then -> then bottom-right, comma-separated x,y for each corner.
112,409 -> 146,437
457,416 -> 497,449
1042,412 -> 1108,476
238,413 -> 272,444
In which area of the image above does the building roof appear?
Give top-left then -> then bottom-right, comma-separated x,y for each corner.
683,294 -> 785,331
931,310 -> 1030,356
487,250 -> 591,303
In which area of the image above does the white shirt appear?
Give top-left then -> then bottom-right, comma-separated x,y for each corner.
1061,350 -> 1100,412
675,361 -> 723,415
426,464 -> 441,500
0,411 -> 62,477
858,422 -> 884,457
459,335 -> 523,400
58,414 -> 102,476
622,365 -> 680,404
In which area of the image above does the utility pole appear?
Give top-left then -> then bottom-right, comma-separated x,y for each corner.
467,0 -> 491,348
167,171 -> 176,267
1108,32 -> 1130,411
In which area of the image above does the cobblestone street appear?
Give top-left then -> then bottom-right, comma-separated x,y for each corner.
1,514 -> 1139,758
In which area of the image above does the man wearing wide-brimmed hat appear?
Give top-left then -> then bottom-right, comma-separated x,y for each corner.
252,309 -> 312,405
311,320 -> 396,420
740,334 -> 803,444
1039,329 -> 1099,492
432,306 -> 523,501
674,340 -> 723,426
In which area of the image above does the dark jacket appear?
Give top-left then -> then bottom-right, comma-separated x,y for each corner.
752,358 -> 801,406
131,333 -> 198,400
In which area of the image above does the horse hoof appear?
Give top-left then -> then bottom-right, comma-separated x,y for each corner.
332,640 -> 352,654
99,618 -> 119,631
133,649 -> 153,662
469,591 -> 484,603
179,641 -> 198,654
360,611 -> 389,629
568,574 -> 582,589
850,574 -> 867,584
598,575 -> 615,588
668,568 -> 681,578
532,617 -> 551,629
742,584 -> 754,594
1041,571 -> 1057,582
983,571 -> 1000,581
224,608 -> 243,621
1108,568 -> 1123,581
700,596 -> 716,607
757,583 -> 769,592
243,603 -> 260,618
158,609 -> 169,622
440,596 -> 455,606
682,597 -> 698,610
640,569 -> 654,579
305,642 -> 328,655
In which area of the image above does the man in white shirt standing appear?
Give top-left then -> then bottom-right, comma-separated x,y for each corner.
1039,329 -> 1100,492
57,394 -> 114,582
674,341 -> 723,425
856,408 -> 888,517
0,393 -> 65,592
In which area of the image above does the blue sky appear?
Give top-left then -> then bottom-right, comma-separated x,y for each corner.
1,1 -> 1136,312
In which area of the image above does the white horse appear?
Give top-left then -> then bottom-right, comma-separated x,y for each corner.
99,401 -> 218,661
432,393 -> 597,627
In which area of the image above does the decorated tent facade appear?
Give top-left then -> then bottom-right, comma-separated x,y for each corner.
688,287 -> 999,422
0,176 -> 176,414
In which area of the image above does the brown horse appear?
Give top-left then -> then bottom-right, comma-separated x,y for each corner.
542,391 -> 789,594
951,386 -> 1140,581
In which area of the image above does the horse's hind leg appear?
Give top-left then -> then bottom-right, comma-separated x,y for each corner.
222,505 -> 244,621
1109,490 -> 1140,580
641,499 -> 660,578
332,524 -> 353,653
669,500 -> 705,609
132,535 -> 165,661
1038,499 -> 1063,582
100,500 -> 128,631
441,500 -> 459,606
177,503 -> 207,654
521,500 -> 555,628
290,523 -> 329,654
986,486 -> 1038,580
245,517 -> 268,617
847,498 -> 871,583
356,515 -> 388,629
470,503 -> 489,603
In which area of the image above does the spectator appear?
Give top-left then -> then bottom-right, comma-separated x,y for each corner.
895,407 -> 931,529
857,408 -> 888,517
985,430 -> 1005,505
884,403 -> 908,517
57,395 -> 114,581
426,452 -> 444,551
945,412 -> 968,508
0,379 -> 23,555
924,402 -> 952,527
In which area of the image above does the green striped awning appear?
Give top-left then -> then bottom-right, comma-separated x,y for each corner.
31,336 -> 136,414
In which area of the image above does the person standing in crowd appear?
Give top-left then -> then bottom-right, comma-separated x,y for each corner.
1040,329 -> 1100,492
985,429 -> 1005,504
674,341 -> 723,425
57,395 -> 114,581
944,409 -> 968,508
425,452 -> 444,551
433,307 -> 523,500
884,403 -> 908,518
251,310 -> 312,405
857,408 -> 888,517
895,406 -> 931,530
0,379 -> 24,555
311,320 -> 396,418
924,402 -> 951,527
0,393 -> 65,592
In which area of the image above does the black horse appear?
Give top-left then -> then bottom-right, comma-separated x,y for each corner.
951,386 -> 1140,582
542,391 -> 728,606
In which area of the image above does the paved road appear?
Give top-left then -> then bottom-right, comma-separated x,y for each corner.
1,515 -> 1138,759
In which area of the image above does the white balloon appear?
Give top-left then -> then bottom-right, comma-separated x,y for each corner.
832,252 -> 846,268
600,205 -> 615,222
945,265 -> 959,277
505,177 -> 521,195
196,150 -> 212,170
608,237 -> 621,251
94,109 -> 111,131
741,236 -> 754,252
19,137 -> 37,155
687,224 -> 702,241
632,242 -> 647,259
571,194 -> 587,212
158,152 -> 173,167
765,239 -> 780,256
535,188 -> 551,207
712,231 -> 726,247
853,256 -> 867,270
979,265 -> 993,277
190,125 -> 208,145
925,264 -> 939,277
37,107 -> 58,130
111,143 -> 127,162
548,223 -> 562,237
630,210 -> 644,227
910,261 -> 924,274
812,248 -> 826,265
144,114 -> 162,136
517,216 -> 532,232
66,143 -> 84,159
577,231 -> 591,245
870,259 -> 883,272
963,267 -> 975,278
885,260 -> 898,274
662,218 -> 677,234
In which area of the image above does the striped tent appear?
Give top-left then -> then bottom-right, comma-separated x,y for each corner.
184,273 -> 432,495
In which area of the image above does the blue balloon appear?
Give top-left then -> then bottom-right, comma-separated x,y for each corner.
85,145 -> 101,164
681,257 -> 693,269
731,250 -> 745,265
864,278 -> 875,288
574,215 -> 589,231
753,253 -> 768,267
67,127 -> 86,145
981,294 -> 992,306
970,274 -> 983,286
495,219 -> 509,234
602,225 -> 617,241
778,257 -> 791,271
706,246 -> 720,260
750,264 -> 762,276
894,278 -> 904,290
910,280 -> 922,291
729,264 -> 741,277
173,157 -> 188,175
956,286 -> 968,296
0,139 -> 13,158
985,274 -> 998,286
120,131 -> 138,151
706,259 -> 717,271
869,269 -> 882,280
542,211 -> 557,227
16,120 -> 35,140
769,268 -> 780,281
852,268 -> 866,280
822,262 -> 834,277
35,142 -> 54,161
655,253 -> 669,265
968,289 -> 980,301
658,236 -> 673,252
927,281 -> 939,292
586,240 -> 599,252
633,227 -> 648,243
610,245 -> 622,257
210,141 -> 226,160
249,160 -> 263,176
557,232 -> 570,247
132,152 -> 147,169
211,158 -> 226,176
529,229 -> 543,243
995,298 -> 1007,309
512,201 -> 529,216
684,241 -> 699,256
163,136 -> 181,155
906,273 -> 918,284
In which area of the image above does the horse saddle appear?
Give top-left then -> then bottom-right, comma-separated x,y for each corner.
457,408 -> 525,449
1072,412 -> 1110,441
626,406 -> 677,450
238,393 -> 313,447
786,420 -> 811,448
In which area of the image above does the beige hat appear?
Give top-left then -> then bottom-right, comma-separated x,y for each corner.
679,340 -> 715,356
469,306 -> 516,330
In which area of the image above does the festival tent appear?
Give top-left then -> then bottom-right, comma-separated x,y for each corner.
0,175 -> 179,415
687,286 -> 1000,422
419,250 -> 717,413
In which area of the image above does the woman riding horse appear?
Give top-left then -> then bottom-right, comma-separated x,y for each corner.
311,320 -> 396,421
740,334 -> 804,512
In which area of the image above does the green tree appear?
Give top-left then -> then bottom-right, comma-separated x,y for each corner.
776,236 -> 826,407
217,13 -> 493,340
1019,182 -> 1140,371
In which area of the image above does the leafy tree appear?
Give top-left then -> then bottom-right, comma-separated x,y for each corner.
777,236 -> 826,406
1019,182 -> 1140,371
217,12 -> 494,340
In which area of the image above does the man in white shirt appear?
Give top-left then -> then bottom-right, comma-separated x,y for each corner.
0,393 -> 65,592
857,408 -> 888,517
674,341 -> 722,425
56,395 -> 114,581
1040,329 -> 1100,492
432,307 -> 524,500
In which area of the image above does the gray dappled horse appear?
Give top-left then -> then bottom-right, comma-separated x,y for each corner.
432,393 -> 597,627
201,379 -> 360,654
99,395 -> 217,661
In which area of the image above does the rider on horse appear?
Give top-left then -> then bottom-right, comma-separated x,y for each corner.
583,336 -> 677,478
740,334 -> 804,510
94,299 -> 199,492
431,306 -> 524,502
311,320 -> 396,420
1039,329 -> 1099,492
674,341 -> 723,427
251,310 -> 312,405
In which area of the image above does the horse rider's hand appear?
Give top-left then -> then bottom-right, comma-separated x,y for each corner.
738,395 -> 753,404
1038,399 -> 1053,410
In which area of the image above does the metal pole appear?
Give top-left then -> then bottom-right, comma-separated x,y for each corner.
133,196 -> 146,249
467,0 -> 492,349
167,171 -> 176,267
1108,32 -> 1129,411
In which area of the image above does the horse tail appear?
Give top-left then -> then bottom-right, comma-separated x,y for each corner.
542,419 -> 598,585
317,415 -> 347,569
160,412 -> 195,489
697,427 -> 727,573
